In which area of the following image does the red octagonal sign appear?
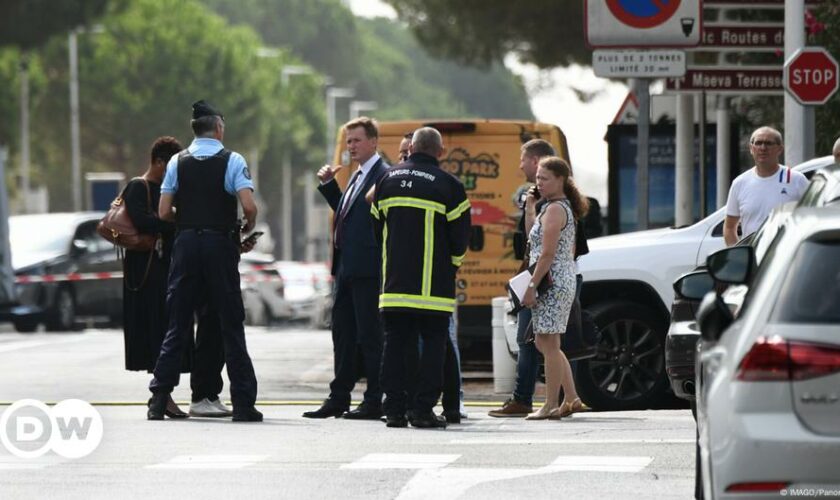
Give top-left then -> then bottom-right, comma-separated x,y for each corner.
784,47 -> 840,105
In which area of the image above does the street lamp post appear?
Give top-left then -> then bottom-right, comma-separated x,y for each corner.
280,65 -> 312,261
349,100 -> 377,119
68,25 -> 103,212
19,56 -> 30,213
305,86 -> 354,262
69,30 -> 81,211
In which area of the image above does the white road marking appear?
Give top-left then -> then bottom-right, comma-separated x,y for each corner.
145,455 -> 269,469
546,455 -> 653,472
396,468 -> 540,500
395,455 -> 653,500
0,456 -> 66,470
340,453 -> 460,470
0,463 -> 50,470
448,438 -> 694,445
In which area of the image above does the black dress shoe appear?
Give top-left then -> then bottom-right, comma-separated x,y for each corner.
343,403 -> 383,420
409,411 -> 447,429
147,393 -> 168,421
441,410 -> 461,424
384,415 -> 408,428
232,407 -> 263,422
302,400 -> 348,419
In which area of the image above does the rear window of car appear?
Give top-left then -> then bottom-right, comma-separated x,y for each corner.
772,238 -> 840,324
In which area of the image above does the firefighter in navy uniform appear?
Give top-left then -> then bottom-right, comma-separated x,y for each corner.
371,127 -> 471,429
147,100 -> 261,422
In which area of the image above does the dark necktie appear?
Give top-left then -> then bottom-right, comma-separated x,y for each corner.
335,170 -> 362,248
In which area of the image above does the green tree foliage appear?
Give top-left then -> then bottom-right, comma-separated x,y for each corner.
202,0 -> 533,120
202,0 -> 361,82
28,0 -> 322,212
0,0 -> 114,50
357,18 -> 531,120
383,0 -> 587,69
813,2 -> 840,155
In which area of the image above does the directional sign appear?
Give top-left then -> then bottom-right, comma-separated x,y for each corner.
701,25 -> 784,49
665,67 -> 783,93
704,0 -> 821,4
784,47 -> 839,105
593,50 -> 686,78
586,0 -> 702,48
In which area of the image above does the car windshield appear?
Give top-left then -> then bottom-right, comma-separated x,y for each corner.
9,217 -> 75,255
772,238 -> 840,324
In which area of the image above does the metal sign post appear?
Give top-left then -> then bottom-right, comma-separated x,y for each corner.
635,79 -> 650,230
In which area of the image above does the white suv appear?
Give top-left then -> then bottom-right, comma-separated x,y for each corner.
574,155 -> 834,410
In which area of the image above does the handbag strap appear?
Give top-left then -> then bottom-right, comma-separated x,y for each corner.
124,250 -> 154,292
123,177 -> 156,292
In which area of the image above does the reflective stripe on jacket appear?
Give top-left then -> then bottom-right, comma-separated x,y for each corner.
371,152 -> 471,314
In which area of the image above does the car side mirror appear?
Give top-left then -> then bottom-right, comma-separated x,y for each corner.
706,246 -> 754,284
71,239 -> 89,256
697,291 -> 734,342
673,270 -> 714,301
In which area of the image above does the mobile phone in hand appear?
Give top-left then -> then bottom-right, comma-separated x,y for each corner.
241,231 -> 264,247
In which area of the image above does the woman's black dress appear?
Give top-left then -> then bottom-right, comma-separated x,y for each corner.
122,178 -> 191,372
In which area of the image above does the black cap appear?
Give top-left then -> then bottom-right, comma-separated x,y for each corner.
192,100 -> 223,120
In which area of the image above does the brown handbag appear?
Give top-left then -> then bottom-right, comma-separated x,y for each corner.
96,178 -> 158,252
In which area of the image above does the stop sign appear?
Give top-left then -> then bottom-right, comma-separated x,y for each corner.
784,47 -> 840,105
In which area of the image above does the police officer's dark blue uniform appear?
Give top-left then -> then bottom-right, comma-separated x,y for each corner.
147,100 -> 261,422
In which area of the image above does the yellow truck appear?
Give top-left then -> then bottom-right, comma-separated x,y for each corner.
333,119 -> 570,354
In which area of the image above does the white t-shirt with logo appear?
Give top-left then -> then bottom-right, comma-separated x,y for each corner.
725,165 -> 809,237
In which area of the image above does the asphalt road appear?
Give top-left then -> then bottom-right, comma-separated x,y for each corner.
0,327 -> 697,499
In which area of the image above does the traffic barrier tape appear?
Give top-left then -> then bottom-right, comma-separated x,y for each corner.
0,400 -> 508,407
14,263 -> 286,284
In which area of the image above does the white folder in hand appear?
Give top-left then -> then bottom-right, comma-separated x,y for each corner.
506,269 -> 533,313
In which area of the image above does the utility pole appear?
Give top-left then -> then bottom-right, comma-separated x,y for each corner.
69,30 -> 81,211
19,56 -> 30,213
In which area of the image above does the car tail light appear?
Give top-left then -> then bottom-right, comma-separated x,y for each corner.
725,481 -> 789,493
789,341 -> 840,381
737,336 -> 840,382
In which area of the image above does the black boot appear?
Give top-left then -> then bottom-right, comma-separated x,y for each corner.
147,392 -> 168,421
232,407 -> 264,422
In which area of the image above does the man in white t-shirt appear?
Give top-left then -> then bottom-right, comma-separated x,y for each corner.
724,126 -> 809,246
833,137 -> 840,164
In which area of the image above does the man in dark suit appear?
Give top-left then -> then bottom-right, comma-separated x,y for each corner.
304,117 -> 388,420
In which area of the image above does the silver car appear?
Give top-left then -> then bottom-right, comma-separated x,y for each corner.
695,208 -> 840,498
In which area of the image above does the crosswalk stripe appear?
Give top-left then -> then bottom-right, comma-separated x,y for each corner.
448,438 -> 693,445
340,453 -> 460,470
547,455 -> 653,472
395,455 -> 653,499
145,455 -> 269,469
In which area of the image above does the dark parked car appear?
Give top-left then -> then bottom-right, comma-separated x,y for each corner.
10,212 -> 122,332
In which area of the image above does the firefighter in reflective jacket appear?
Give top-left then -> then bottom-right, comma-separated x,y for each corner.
370,126 -> 471,428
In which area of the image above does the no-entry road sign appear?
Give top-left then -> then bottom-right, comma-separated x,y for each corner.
784,47 -> 839,105
586,0 -> 702,48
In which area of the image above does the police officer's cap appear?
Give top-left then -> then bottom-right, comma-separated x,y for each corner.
192,100 -> 224,120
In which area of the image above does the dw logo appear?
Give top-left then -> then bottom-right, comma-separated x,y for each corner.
0,399 -> 103,459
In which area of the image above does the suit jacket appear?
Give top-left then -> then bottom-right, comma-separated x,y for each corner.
318,157 -> 389,278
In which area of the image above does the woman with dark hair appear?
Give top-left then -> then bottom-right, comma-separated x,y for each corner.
521,156 -> 589,420
123,136 -> 189,418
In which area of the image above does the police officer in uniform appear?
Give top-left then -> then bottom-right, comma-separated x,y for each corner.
147,100 -> 261,422
371,127 -> 471,429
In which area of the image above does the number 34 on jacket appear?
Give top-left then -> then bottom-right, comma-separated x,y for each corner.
370,151 -> 472,314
